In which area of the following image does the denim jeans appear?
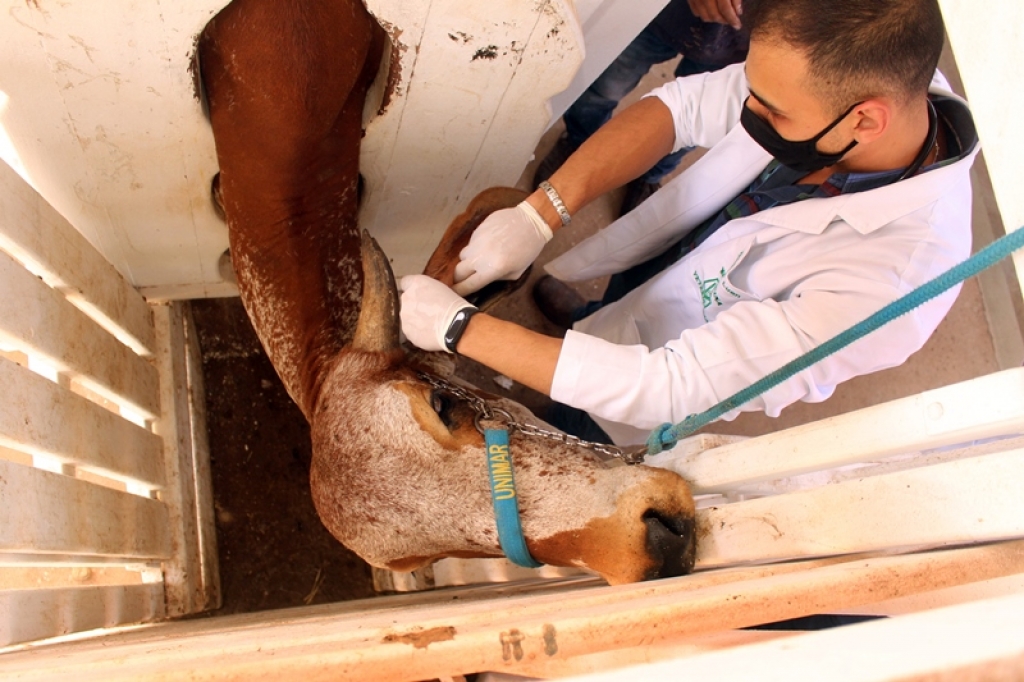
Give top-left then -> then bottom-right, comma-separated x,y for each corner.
563,25 -> 720,184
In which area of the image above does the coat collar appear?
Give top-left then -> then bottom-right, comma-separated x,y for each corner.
751,92 -> 979,236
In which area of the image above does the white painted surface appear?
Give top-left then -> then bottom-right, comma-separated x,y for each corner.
0,140 -> 217,640
0,584 -> 164,649
0,0 -> 226,298
0,459 -> 170,559
0,248 -> 161,417
645,368 -> 1024,493
0,161 -> 155,357
0,357 -> 164,487
697,448 -> 1024,568
0,1 -> 591,298
2,541 -> 1022,679
547,0 -> 669,125
939,0 -> 1024,294
359,0 -> 584,279
151,302 -> 221,617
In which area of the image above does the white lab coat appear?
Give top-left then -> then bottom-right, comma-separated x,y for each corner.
545,63 -> 979,446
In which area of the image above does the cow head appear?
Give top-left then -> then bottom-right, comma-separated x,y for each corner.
307,230 -> 696,585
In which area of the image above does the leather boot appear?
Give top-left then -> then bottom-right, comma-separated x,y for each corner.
532,275 -> 586,330
619,178 -> 661,217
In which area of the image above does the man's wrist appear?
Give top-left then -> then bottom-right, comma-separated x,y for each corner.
443,306 -> 478,353
527,191 -> 565,234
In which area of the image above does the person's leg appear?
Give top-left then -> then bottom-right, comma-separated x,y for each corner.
563,234 -> 695,324
633,58 -> 722,186
534,27 -> 679,188
544,401 -> 614,444
563,28 -> 680,147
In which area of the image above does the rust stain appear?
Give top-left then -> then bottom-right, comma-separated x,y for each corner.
543,624 -> 558,656
500,628 -> 526,662
471,45 -> 498,61
760,513 -> 783,539
381,626 -> 456,649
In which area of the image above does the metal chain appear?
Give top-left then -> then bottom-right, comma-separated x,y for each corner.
418,372 -> 648,464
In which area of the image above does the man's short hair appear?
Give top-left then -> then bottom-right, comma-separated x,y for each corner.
744,0 -> 946,113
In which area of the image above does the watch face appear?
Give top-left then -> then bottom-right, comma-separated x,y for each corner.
444,308 -> 476,352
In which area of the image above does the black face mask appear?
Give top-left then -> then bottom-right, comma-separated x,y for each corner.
741,97 -> 862,173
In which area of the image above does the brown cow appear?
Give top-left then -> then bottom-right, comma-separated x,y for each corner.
198,0 -> 696,584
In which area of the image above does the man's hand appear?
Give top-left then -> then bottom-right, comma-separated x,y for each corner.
687,0 -> 742,29
452,202 -> 553,296
399,275 -> 475,353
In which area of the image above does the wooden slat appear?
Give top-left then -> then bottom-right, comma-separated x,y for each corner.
0,356 -> 163,487
843,572 -> 1024,617
151,302 -> 220,616
0,161 -> 155,357
0,249 -> 160,418
562,592 -> 1024,682
648,368 -> 1024,493
1,541 -> 1022,681
527,630 -> 798,680
0,460 -> 169,560
182,304 -> 222,612
697,448 -> 1024,569
707,434 -> 1024,498
0,583 -> 163,648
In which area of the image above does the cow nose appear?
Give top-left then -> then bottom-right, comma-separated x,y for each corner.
642,510 -> 696,580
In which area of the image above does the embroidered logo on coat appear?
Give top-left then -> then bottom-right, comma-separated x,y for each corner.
694,267 -> 743,322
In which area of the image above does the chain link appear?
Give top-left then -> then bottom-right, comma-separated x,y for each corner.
417,372 -> 648,464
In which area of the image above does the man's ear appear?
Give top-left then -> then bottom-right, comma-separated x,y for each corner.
851,98 -> 892,143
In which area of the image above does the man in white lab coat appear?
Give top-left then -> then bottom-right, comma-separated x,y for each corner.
400,0 -> 979,446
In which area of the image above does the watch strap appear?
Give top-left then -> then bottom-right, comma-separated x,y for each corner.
443,306 -> 479,353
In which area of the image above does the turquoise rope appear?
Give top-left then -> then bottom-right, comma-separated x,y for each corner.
646,226 -> 1024,455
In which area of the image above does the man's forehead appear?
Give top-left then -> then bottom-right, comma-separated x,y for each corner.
744,39 -> 814,114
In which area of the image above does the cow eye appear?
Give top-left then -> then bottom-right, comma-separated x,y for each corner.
430,390 -> 457,428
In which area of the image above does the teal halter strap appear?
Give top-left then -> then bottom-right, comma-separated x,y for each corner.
646,226 -> 1024,455
484,427 -> 543,568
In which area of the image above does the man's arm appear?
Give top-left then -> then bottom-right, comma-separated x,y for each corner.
455,313 -> 562,396
526,97 -> 679,233
450,96 -> 679,296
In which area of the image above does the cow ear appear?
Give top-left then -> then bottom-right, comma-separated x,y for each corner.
421,186 -> 531,311
352,230 -> 401,353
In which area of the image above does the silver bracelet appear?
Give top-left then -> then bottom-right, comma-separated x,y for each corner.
538,181 -> 571,228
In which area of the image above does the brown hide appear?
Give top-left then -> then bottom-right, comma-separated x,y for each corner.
199,0 -> 386,419
422,187 -> 527,285
422,187 -> 532,311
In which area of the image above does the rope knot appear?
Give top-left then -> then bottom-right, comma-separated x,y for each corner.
646,422 -> 677,455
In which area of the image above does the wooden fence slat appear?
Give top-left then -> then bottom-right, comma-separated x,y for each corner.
0,460 -> 169,560
0,249 -> 160,418
649,368 -> 1024,493
0,161 -> 155,357
151,302 -> 220,617
697,448 -> 1024,569
0,356 -> 164,487
561,592 -> 1024,682
843,572 -> 1024,617
0,584 -> 164,648
0,541 -> 1022,681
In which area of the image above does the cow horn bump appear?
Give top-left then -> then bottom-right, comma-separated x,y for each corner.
352,230 -> 401,352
